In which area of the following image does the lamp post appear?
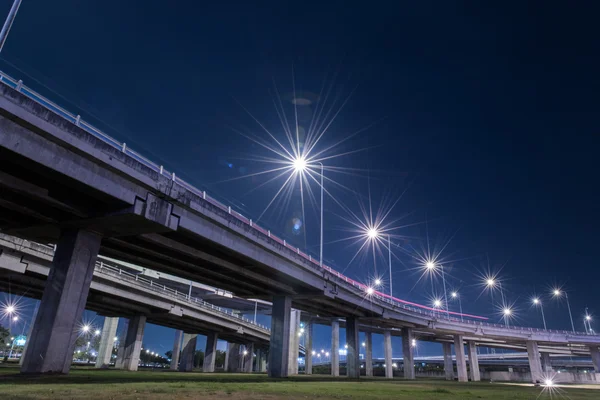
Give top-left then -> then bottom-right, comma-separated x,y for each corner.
319,162 -> 324,268
387,235 -> 392,297
503,307 -> 512,328
0,0 -> 22,54
427,262 -> 449,318
532,298 -> 547,330
451,291 -> 463,322
552,289 -> 575,333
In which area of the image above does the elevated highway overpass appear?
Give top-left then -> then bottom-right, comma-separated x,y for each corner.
0,71 -> 599,382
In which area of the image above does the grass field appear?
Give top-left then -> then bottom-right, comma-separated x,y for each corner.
0,367 -> 597,399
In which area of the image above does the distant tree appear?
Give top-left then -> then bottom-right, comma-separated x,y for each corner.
215,350 -> 226,369
165,350 -> 173,359
0,326 -> 9,344
194,350 -> 204,368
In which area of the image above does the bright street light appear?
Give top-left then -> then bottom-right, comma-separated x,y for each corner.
361,342 -> 365,347
366,287 -> 374,295
532,297 -> 547,330
503,308 -> 512,316
292,156 -> 307,172
433,299 -> 442,308
12,316 -> 18,322
552,288 -> 575,333
5,305 -> 14,314
426,262 -> 435,270
94,330 -> 101,336
451,292 -> 457,298
82,325 -> 90,333
367,228 -> 379,239
486,279 -> 495,287
374,279 -> 382,286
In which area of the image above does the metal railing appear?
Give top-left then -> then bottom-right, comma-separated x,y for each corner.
1,71 -> 596,339
95,259 -> 269,332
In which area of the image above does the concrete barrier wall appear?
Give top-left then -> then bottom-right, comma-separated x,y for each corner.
481,371 -> 600,383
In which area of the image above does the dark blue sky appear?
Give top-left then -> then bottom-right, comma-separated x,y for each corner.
1,1 -> 599,358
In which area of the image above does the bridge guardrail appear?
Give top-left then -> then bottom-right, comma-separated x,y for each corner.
94,259 -> 270,332
1,71 -> 595,339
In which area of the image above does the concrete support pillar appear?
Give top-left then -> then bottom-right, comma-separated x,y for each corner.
170,330 -> 183,370
467,341 -> 480,381
590,346 -> 600,373
454,335 -> 468,382
268,295 -> 291,377
122,315 -> 146,372
526,340 -> 543,384
346,317 -> 360,379
288,309 -> 300,375
541,352 -> 553,373
95,317 -> 119,368
179,333 -> 197,372
227,343 -> 241,372
257,348 -> 267,372
243,343 -> 254,373
19,302 -> 39,367
203,332 -> 218,372
21,229 -> 102,374
365,331 -> 373,377
442,342 -> 454,380
331,320 -> 340,376
114,319 -> 128,369
305,321 -> 313,375
401,327 -> 415,379
384,330 -> 393,379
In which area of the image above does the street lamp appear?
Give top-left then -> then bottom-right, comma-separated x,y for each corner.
318,162 -> 324,269
552,289 -> 575,333
503,307 -> 512,328
451,291 -> 463,322
428,262 -> 449,318
0,0 -> 22,54
532,297 -> 547,330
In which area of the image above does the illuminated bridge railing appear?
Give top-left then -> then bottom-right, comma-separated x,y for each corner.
95,259 -> 270,332
0,71 -> 594,338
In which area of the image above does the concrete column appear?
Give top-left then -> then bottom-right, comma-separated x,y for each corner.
442,342 -> 454,380
305,321 -> 313,375
122,315 -> 146,371
454,335 -> 468,382
467,341 -> 480,381
203,332 -> 218,372
541,352 -> 553,373
401,327 -> 415,379
365,331 -> 373,377
346,317 -> 360,379
169,330 -> 183,370
384,330 -> 393,379
95,317 -> 119,368
114,319 -> 128,369
243,343 -> 254,373
227,343 -> 241,372
224,342 -> 230,371
268,295 -> 291,378
19,302 -> 39,366
21,229 -> 102,374
258,348 -> 267,372
288,309 -> 300,375
526,340 -> 543,384
179,333 -> 197,372
590,346 -> 600,373
331,320 -> 340,376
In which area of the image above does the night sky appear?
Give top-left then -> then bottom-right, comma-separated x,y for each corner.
1,1 -> 599,359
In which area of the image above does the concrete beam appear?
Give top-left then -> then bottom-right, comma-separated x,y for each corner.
268,295 -> 291,377
179,333 -> 198,372
365,331 -> 373,377
442,342 -> 454,380
346,317 -> 360,379
454,335 -> 468,382
331,320 -> 340,377
122,315 -> 146,371
589,346 -> 600,373
384,330 -> 393,379
526,340 -> 543,384
467,341 -> 480,382
170,330 -> 183,370
203,332 -> 218,372
305,321 -> 313,375
21,229 -> 101,374
402,327 -> 415,379
95,317 -> 119,368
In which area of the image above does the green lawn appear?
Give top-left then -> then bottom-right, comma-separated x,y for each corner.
0,367 -> 596,399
